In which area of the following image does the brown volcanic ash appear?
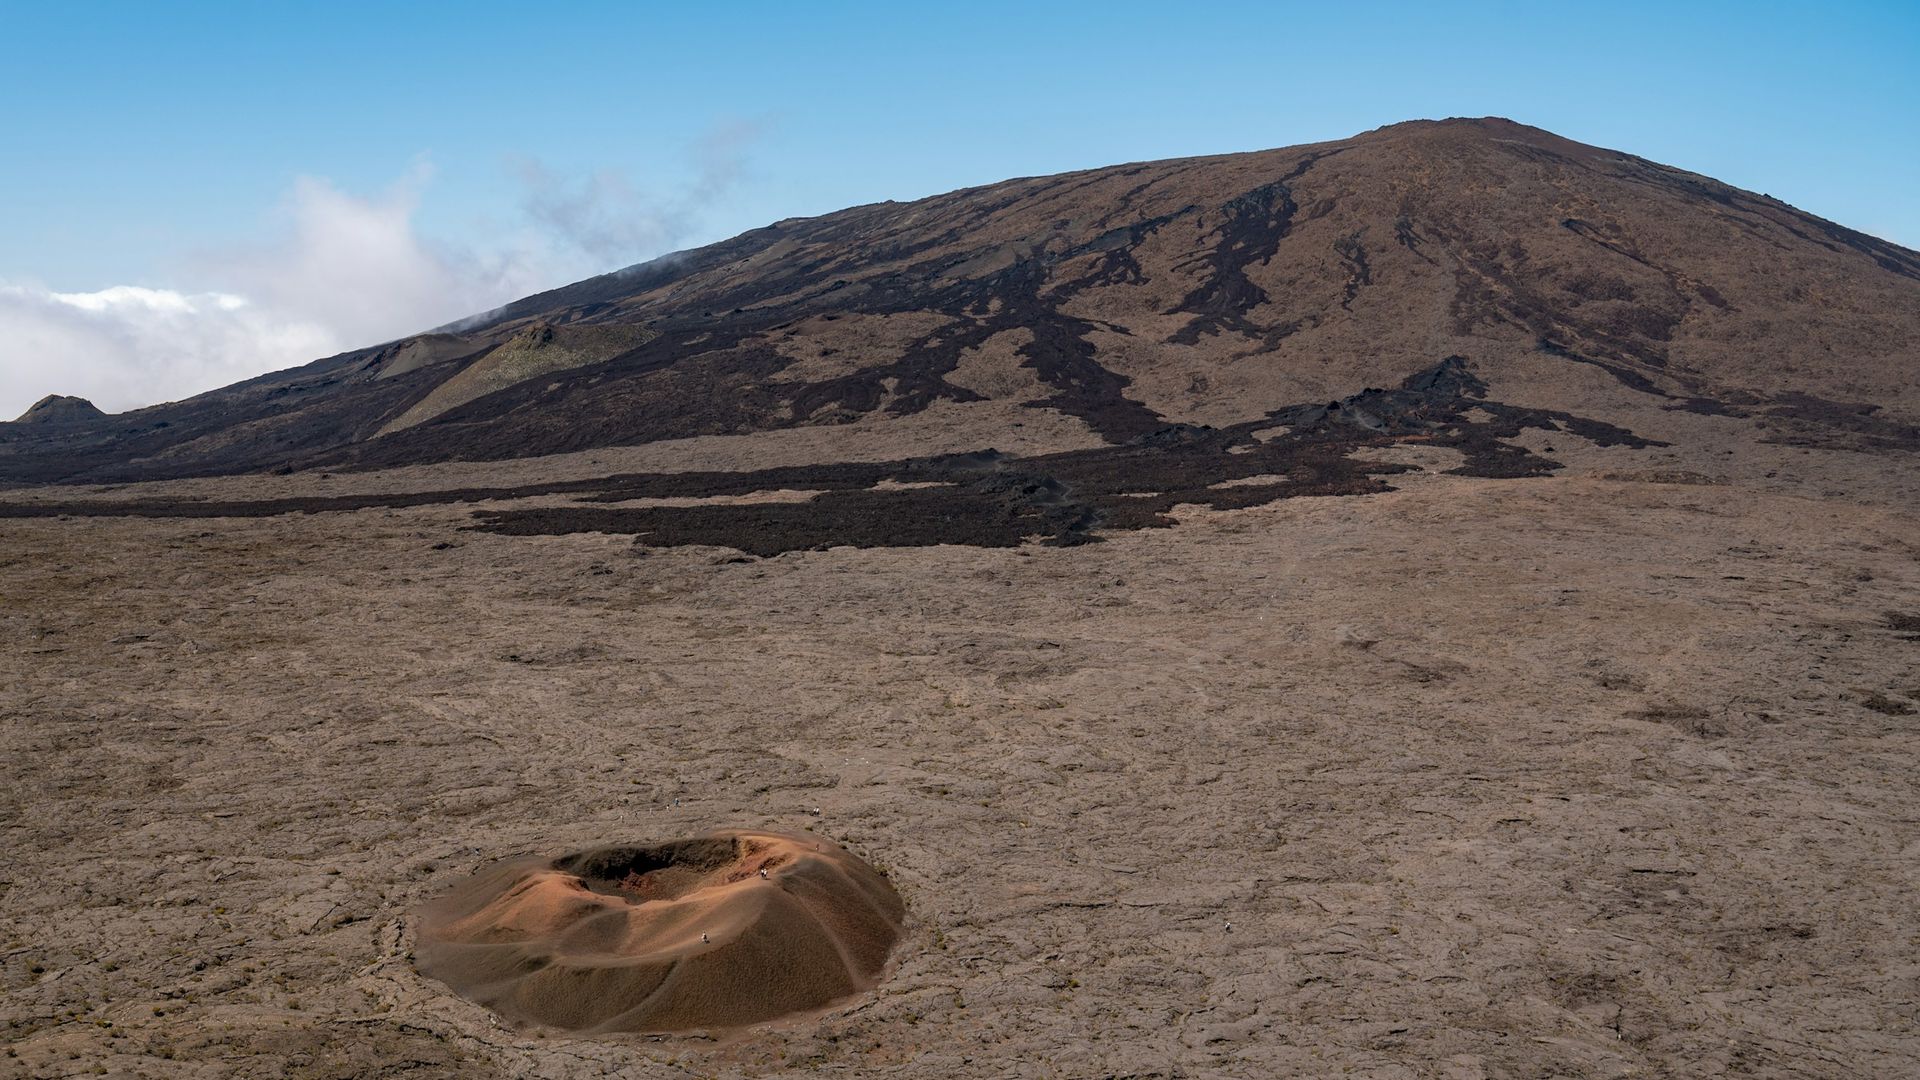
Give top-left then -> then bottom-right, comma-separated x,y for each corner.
414,832 -> 904,1034
2,117 -> 1915,485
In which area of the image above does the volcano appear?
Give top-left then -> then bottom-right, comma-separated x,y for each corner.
3,117 -> 1914,501
7,119 -> 1920,1078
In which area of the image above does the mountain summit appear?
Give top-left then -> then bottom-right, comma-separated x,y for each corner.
12,394 -> 104,425
3,117 -> 1916,485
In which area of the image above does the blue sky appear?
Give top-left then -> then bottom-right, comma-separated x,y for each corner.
1,1 -> 1915,415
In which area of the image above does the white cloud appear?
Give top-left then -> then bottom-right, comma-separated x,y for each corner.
0,166 -> 529,419
215,163 -> 560,349
0,282 -> 338,418
512,119 -> 764,266
0,123 -> 764,420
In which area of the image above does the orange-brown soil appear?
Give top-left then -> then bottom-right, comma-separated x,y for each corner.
415,831 -> 903,1034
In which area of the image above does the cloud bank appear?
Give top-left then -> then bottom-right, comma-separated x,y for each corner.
0,128 -> 760,419
0,284 -> 335,418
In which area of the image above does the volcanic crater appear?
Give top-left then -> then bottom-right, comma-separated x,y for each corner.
413,831 -> 905,1034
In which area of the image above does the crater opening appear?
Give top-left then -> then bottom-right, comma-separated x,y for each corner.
560,837 -> 796,903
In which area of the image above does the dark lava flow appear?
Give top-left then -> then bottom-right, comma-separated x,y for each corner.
0,358 -> 1661,556
471,357 -> 1656,554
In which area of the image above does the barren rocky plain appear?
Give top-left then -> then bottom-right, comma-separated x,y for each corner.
3,119 -> 1918,1077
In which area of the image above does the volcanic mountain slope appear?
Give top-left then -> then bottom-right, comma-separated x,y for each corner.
8,119 -> 1920,1080
3,117 -> 1916,489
